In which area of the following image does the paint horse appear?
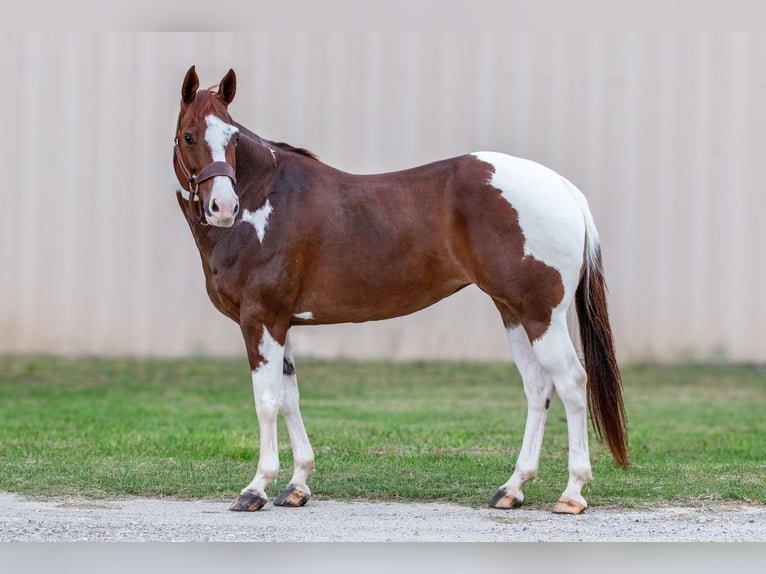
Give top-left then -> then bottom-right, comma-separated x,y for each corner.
172,66 -> 628,515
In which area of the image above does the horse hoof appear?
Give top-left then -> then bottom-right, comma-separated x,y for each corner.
489,488 -> 523,509
274,484 -> 311,507
552,497 -> 586,515
230,492 -> 268,511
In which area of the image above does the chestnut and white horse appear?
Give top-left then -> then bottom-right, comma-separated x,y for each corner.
172,66 -> 627,515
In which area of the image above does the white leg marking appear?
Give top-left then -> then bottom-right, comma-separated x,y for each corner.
242,200 -> 273,243
241,326 -> 285,499
204,114 -> 239,222
497,325 -> 554,503
531,314 -> 593,509
279,334 -> 315,491
292,311 -> 314,321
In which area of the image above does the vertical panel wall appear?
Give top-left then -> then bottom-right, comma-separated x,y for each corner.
1,33 -> 764,363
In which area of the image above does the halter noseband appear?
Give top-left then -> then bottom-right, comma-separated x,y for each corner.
173,138 -> 238,226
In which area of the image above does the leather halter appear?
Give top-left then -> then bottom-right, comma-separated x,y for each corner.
173,138 -> 237,226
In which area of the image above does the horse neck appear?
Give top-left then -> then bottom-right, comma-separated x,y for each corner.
235,134 -> 280,207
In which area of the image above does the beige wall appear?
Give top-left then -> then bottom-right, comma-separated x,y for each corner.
2,32 -> 764,363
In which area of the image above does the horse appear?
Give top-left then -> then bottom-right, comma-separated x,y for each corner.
172,66 -> 628,515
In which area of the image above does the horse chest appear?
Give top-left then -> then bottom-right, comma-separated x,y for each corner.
200,245 -> 249,321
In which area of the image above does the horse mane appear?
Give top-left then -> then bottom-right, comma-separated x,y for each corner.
266,140 -> 319,161
194,89 -> 318,161
233,120 -> 318,161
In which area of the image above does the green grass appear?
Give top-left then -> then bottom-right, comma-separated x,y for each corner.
0,356 -> 764,509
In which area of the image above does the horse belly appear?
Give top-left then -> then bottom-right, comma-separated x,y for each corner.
293,247 -> 469,324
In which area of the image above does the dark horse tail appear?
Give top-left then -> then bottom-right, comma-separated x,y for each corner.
575,246 -> 629,468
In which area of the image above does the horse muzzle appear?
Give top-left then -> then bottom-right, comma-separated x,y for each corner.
204,179 -> 240,227
192,161 -> 238,227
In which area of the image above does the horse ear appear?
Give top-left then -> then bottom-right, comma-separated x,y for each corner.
218,69 -> 237,105
182,65 -> 199,104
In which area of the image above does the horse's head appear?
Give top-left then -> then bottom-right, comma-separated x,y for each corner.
174,66 -> 241,227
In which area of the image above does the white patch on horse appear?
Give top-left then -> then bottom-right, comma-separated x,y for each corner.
560,177 -> 600,273
242,200 -> 273,243
293,312 -> 314,320
472,151 -> 587,309
240,326 -> 286,498
203,114 -> 240,217
204,114 -> 239,161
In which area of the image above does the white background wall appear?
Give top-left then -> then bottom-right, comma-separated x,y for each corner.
1,32 -> 764,363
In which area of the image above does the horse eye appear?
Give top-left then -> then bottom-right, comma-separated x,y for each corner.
184,133 -> 194,145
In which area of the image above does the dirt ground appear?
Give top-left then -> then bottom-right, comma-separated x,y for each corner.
1,492 -> 763,542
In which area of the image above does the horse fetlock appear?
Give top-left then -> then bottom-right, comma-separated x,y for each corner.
569,464 -> 593,485
256,466 -> 280,483
297,457 -> 315,473
513,466 -> 538,484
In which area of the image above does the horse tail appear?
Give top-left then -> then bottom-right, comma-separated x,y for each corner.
564,178 -> 629,469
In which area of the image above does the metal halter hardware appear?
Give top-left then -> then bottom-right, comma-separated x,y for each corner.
173,138 -> 238,226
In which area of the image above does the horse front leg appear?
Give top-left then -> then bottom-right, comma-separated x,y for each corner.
273,333 -> 315,507
230,320 -> 287,512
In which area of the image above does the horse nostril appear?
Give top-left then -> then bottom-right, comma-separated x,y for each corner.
211,199 -> 220,213
233,203 -> 240,216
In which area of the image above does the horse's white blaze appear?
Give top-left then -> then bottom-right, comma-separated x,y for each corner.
204,114 -> 239,161
241,326 -> 285,497
293,311 -> 313,320
242,200 -> 273,243
473,151 -> 588,309
204,114 -> 239,218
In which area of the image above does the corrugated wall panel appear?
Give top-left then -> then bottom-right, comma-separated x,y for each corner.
1,32 -> 765,363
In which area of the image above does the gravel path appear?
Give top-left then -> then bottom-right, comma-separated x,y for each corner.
1,492 -> 764,542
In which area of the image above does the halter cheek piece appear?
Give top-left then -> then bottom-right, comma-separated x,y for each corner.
173,138 -> 237,226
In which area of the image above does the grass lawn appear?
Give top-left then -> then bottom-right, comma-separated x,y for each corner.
0,356 -> 763,509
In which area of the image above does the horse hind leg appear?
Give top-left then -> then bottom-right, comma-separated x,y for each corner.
531,314 -> 593,514
490,324 -> 554,509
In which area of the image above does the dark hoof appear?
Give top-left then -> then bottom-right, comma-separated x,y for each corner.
489,488 -> 523,510
230,492 -> 268,511
273,484 -> 311,507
